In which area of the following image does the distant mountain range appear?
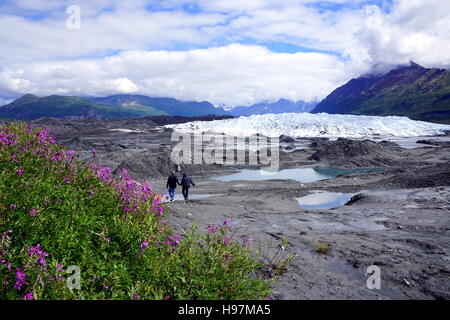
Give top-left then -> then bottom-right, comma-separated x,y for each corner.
88,96 -> 317,117
87,95 -> 230,117
311,62 -> 450,124
229,99 -> 316,116
2,62 -> 449,123
0,93 -> 315,120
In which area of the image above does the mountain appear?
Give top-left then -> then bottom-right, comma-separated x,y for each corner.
230,99 -> 316,116
311,62 -> 450,124
90,95 -> 316,117
88,95 -> 230,117
0,94 -> 160,120
0,93 -> 316,121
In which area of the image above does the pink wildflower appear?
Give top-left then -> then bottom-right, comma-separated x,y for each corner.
21,292 -> 33,300
222,237 -> 231,246
29,208 -> 40,216
172,234 -> 181,246
206,225 -> 218,233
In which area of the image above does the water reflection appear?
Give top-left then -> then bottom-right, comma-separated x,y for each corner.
296,191 -> 355,210
162,193 -> 224,202
212,168 -> 372,183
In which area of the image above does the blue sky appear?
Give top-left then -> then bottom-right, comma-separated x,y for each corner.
0,0 -> 448,106
0,0 -> 393,56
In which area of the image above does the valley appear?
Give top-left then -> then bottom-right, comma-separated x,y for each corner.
11,115 -> 449,300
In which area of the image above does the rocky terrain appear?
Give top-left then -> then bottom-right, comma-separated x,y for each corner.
6,116 -> 449,300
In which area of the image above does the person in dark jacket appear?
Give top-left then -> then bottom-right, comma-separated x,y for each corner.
166,171 -> 180,201
180,173 -> 195,200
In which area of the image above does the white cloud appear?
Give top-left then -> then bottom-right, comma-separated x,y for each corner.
0,0 -> 449,105
0,7 -> 226,64
0,44 -> 361,105
354,0 -> 450,68
108,77 -> 138,94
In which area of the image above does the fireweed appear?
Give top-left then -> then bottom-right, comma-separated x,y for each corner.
0,122 -> 271,300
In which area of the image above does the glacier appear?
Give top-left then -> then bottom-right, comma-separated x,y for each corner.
166,113 -> 450,138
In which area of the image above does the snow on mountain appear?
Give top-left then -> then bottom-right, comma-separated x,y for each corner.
166,113 -> 450,138
229,99 -> 317,116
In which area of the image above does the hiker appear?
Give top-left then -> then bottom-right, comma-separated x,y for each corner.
166,171 -> 180,201
180,173 -> 195,200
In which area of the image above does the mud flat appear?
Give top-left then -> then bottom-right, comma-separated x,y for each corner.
157,174 -> 449,300
30,117 -> 450,300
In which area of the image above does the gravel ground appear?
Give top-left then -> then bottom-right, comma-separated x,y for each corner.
30,117 -> 450,300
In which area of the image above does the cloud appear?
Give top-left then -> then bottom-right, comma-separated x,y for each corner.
0,0 -> 449,105
0,0 -> 379,65
0,44 -> 362,106
0,4 -> 226,64
108,78 -> 139,94
354,0 -> 450,68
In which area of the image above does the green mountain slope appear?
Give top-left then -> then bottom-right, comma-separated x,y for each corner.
311,62 -> 450,124
89,95 -> 230,117
0,94 -> 163,120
